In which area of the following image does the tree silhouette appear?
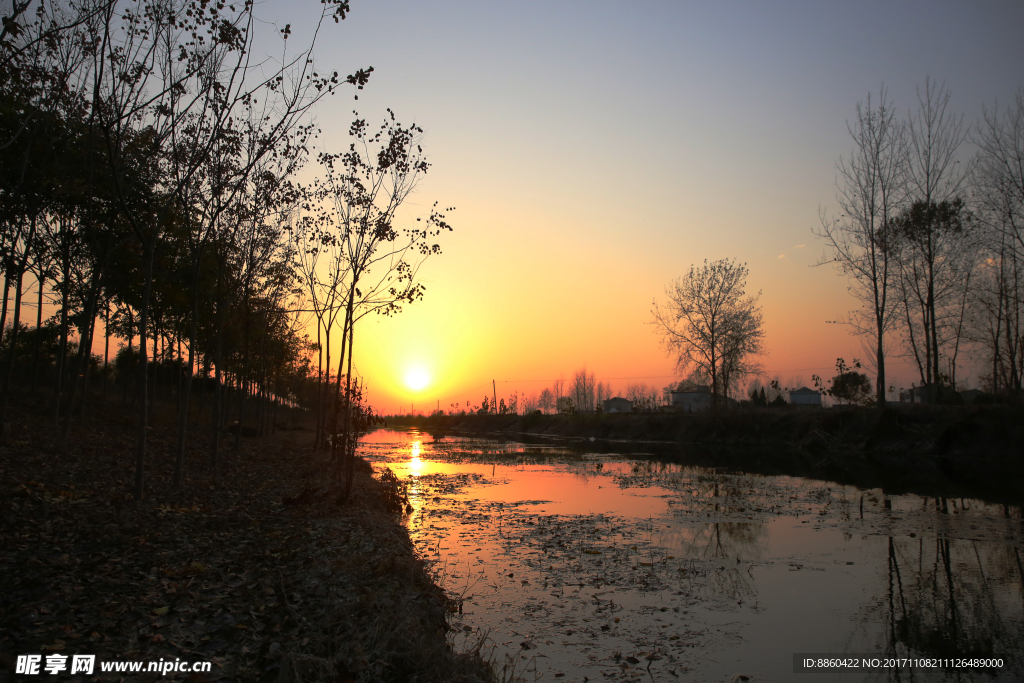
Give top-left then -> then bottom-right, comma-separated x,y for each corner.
815,87 -> 904,407
652,258 -> 764,406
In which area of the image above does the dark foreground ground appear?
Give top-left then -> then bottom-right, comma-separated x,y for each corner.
391,405 -> 1024,505
0,392 -> 493,683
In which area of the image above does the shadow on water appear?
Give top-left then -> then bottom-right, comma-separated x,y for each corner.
360,428 -> 1024,682
420,424 -> 1024,508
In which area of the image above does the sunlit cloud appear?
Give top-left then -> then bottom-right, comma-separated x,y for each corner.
794,244 -> 806,249
778,254 -> 786,259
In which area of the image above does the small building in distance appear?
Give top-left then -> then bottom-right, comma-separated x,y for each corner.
900,386 -> 927,403
789,386 -> 822,407
670,385 -> 712,412
899,383 -> 964,404
602,397 -> 633,413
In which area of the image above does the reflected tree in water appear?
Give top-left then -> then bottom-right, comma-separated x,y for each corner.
876,536 -> 1024,672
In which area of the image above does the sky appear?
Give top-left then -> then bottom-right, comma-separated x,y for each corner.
32,1 -> 1021,414
266,0 -> 1024,415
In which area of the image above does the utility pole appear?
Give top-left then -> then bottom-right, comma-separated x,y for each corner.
492,380 -> 497,415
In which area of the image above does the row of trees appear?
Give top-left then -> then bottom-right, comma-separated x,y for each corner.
817,79 -> 1024,404
535,368 -> 603,414
1,0 -> 444,498
444,369 -> 611,416
439,371 -> 667,417
534,369 -> 666,414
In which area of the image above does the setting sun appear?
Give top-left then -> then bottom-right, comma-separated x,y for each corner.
405,367 -> 431,392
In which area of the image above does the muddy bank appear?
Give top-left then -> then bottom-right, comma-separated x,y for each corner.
388,406 -> 1024,505
0,392 -> 492,683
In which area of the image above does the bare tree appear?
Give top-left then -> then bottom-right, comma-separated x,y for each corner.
291,205 -> 351,448
538,387 -> 554,414
551,374 -> 565,411
570,366 -> 595,412
815,88 -> 905,406
966,232 -> 1023,394
625,382 -> 658,411
970,90 -> 1024,395
652,258 -> 764,407
975,89 -> 1024,252
895,79 -> 977,396
893,198 -> 977,393
316,111 -> 453,500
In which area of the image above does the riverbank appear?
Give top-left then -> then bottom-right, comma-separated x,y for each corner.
0,392 -> 492,683
388,405 -> 1024,504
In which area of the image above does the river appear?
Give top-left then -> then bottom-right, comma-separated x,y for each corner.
357,428 -> 1023,682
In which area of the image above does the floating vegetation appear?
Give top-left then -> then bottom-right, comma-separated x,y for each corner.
361,429 -> 1024,682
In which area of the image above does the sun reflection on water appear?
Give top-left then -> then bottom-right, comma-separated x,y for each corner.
357,428 -> 1024,683
409,439 -> 422,476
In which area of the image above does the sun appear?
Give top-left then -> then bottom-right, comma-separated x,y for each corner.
405,367 -> 430,392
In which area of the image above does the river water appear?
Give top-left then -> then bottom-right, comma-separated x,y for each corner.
357,428 -> 1024,682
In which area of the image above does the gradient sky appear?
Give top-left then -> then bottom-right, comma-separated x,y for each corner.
267,0 -> 1023,414
34,1 -> 1018,414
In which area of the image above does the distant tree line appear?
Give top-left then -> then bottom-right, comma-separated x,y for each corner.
441,368 -> 667,417
816,79 -> 1024,405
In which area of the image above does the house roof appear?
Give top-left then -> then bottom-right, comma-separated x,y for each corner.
790,387 -> 818,394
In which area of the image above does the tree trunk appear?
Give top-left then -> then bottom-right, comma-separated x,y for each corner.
0,259 -> 27,437
234,356 -> 248,451
78,308 -> 98,420
315,318 -> 323,448
198,353 -> 207,414
148,320 -> 158,418
332,287 -> 356,466
0,216 -> 39,435
103,302 -> 110,394
0,273 -> 9,353
341,316 -> 357,500
31,269 -> 44,394
174,261 -> 202,489
876,329 -> 887,407
54,224 -> 71,426
123,308 -> 134,405
928,270 -> 940,397
133,239 -> 156,500
210,257 -> 225,469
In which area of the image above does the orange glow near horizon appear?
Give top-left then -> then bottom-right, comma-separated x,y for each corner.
271,5 -> 1009,417
9,2 -> 1007,423
325,244 -> 905,417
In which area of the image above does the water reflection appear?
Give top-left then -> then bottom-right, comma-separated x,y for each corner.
409,438 -> 422,476
874,536 -> 1024,666
358,429 -> 1023,682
